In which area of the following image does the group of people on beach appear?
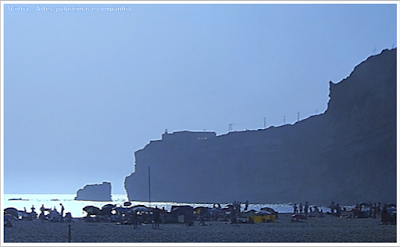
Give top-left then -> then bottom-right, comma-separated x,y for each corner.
352,202 -> 396,224
291,201 -> 396,224
228,201 -> 244,224
329,201 -> 394,220
4,203 -> 74,227
175,200 -> 251,226
119,206 -> 162,229
7,200 -> 394,229
79,200 -> 255,228
5,203 -> 72,224
37,203 -> 72,222
293,201 -> 322,217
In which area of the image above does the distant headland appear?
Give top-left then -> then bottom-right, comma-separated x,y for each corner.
75,182 -> 112,201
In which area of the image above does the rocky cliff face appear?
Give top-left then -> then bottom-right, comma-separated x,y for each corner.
124,48 -> 396,205
75,181 -> 112,201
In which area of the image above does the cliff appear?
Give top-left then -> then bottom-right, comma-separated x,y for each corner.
74,181 -> 112,201
124,48 -> 396,205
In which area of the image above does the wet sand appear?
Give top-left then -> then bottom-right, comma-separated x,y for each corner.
3,214 -> 397,243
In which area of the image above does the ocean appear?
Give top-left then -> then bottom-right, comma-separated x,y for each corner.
3,194 -> 331,218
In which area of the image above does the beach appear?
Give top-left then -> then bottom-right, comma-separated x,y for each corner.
3,213 -> 396,243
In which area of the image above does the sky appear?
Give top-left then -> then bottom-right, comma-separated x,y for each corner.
2,2 -> 397,195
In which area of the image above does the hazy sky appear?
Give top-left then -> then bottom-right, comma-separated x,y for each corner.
3,2 -> 397,194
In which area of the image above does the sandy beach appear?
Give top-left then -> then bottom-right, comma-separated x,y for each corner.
3,213 -> 396,243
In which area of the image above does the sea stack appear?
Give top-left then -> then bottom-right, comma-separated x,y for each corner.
124,48 -> 396,205
74,181 -> 112,201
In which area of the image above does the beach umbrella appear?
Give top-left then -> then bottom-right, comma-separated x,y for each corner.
171,206 -> 193,215
132,206 -> 150,212
101,204 -> 115,211
83,206 -> 101,215
101,204 -> 115,215
4,207 -> 19,218
260,207 -> 276,214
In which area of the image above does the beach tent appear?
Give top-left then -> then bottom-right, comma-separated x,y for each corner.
252,214 -> 276,223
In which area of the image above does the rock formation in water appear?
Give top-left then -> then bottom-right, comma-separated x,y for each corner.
74,181 -> 112,201
124,48 -> 396,205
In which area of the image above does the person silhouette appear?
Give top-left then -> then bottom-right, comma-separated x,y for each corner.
152,206 -> 161,229
293,204 -> 298,214
60,203 -> 65,218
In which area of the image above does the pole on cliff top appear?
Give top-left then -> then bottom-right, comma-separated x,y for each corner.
148,166 -> 151,208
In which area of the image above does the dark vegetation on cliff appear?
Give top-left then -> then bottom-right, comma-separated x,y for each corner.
124,48 -> 396,205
